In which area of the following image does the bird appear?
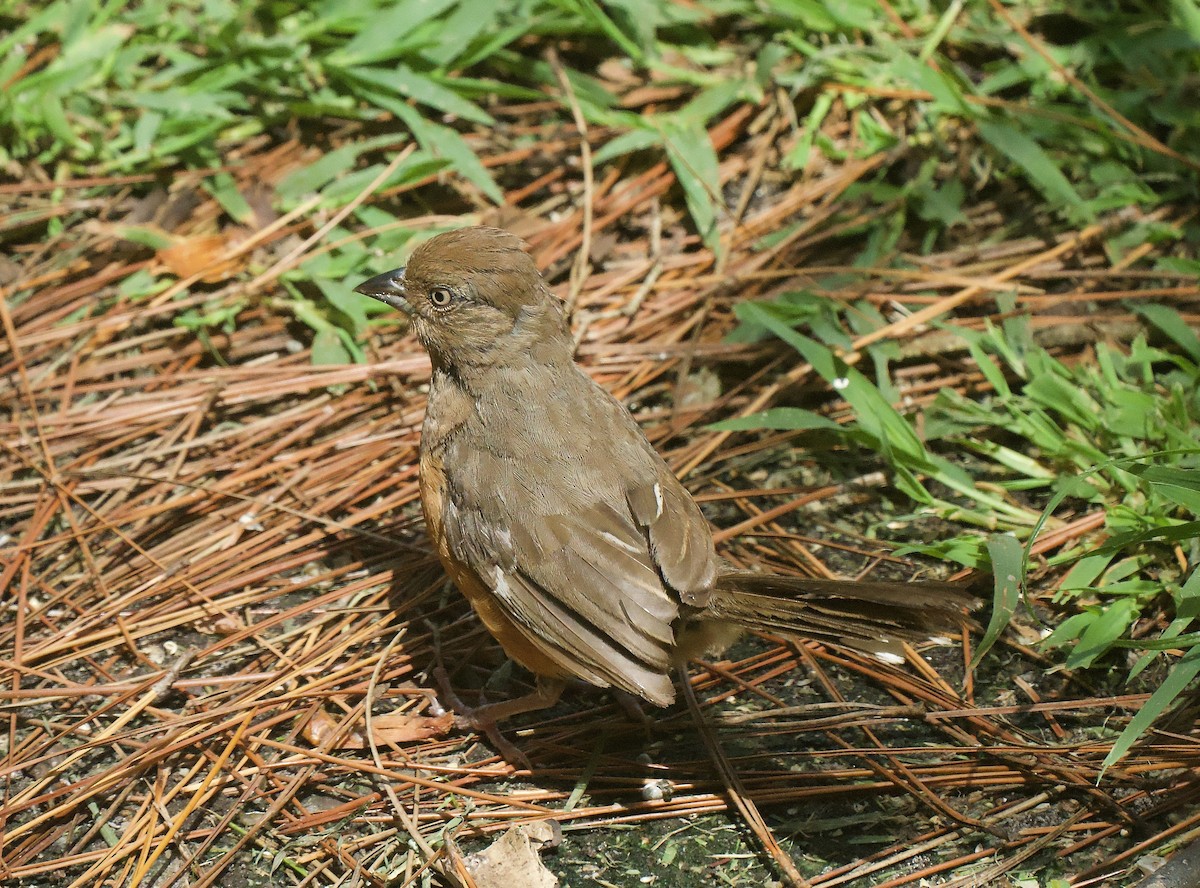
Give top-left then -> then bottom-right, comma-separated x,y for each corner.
354,226 -> 974,762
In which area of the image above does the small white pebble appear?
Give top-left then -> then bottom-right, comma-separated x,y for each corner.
641,779 -> 674,802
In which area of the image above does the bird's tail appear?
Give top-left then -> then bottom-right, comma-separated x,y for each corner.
705,571 -> 977,662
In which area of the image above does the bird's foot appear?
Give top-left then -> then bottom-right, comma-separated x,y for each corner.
432,667 -> 566,771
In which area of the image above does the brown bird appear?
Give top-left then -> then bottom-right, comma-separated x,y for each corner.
355,227 -> 973,759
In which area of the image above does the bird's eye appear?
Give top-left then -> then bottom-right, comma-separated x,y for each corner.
429,287 -> 454,308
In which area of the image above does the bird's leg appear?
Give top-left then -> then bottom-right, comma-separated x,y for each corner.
432,666 -> 566,769
612,689 -> 652,726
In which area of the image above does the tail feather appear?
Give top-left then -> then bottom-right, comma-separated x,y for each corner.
706,570 -> 977,660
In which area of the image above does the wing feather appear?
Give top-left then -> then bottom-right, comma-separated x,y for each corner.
450,498 -> 679,705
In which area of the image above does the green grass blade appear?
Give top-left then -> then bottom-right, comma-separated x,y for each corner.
708,408 -> 843,432
659,117 -> 722,252
977,118 -> 1089,220
1101,644 -> 1200,775
1131,303 -> 1200,364
969,533 -> 1025,671
734,302 -> 930,464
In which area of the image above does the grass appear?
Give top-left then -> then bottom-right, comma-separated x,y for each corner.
2,0 -> 1200,885
6,0 -> 1198,306
720,282 -> 1200,774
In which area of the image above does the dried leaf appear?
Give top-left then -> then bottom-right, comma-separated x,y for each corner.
447,825 -> 561,888
304,711 -> 454,750
366,712 -> 454,745
302,709 -> 364,750
157,233 -> 242,282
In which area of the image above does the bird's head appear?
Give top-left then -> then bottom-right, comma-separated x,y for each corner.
354,226 -> 569,372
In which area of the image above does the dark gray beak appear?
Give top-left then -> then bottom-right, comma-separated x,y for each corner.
353,267 -> 410,313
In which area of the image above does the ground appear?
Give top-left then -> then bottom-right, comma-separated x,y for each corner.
3,3 -> 1200,886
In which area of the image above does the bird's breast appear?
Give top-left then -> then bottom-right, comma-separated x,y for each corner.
419,443 -> 569,679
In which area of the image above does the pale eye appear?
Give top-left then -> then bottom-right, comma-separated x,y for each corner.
429,287 -> 453,308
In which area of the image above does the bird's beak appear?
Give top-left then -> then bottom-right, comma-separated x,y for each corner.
353,267 -> 411,314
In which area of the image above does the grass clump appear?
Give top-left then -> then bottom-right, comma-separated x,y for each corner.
722,289 -> 1200,769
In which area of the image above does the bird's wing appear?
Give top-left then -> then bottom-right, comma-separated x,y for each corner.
626,466 -> 717,607
441,493 -> 681,705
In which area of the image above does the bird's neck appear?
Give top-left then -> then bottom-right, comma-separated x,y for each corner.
429,301 -> 573,389
423,366 -> 476,452
431,342 -> 570,397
